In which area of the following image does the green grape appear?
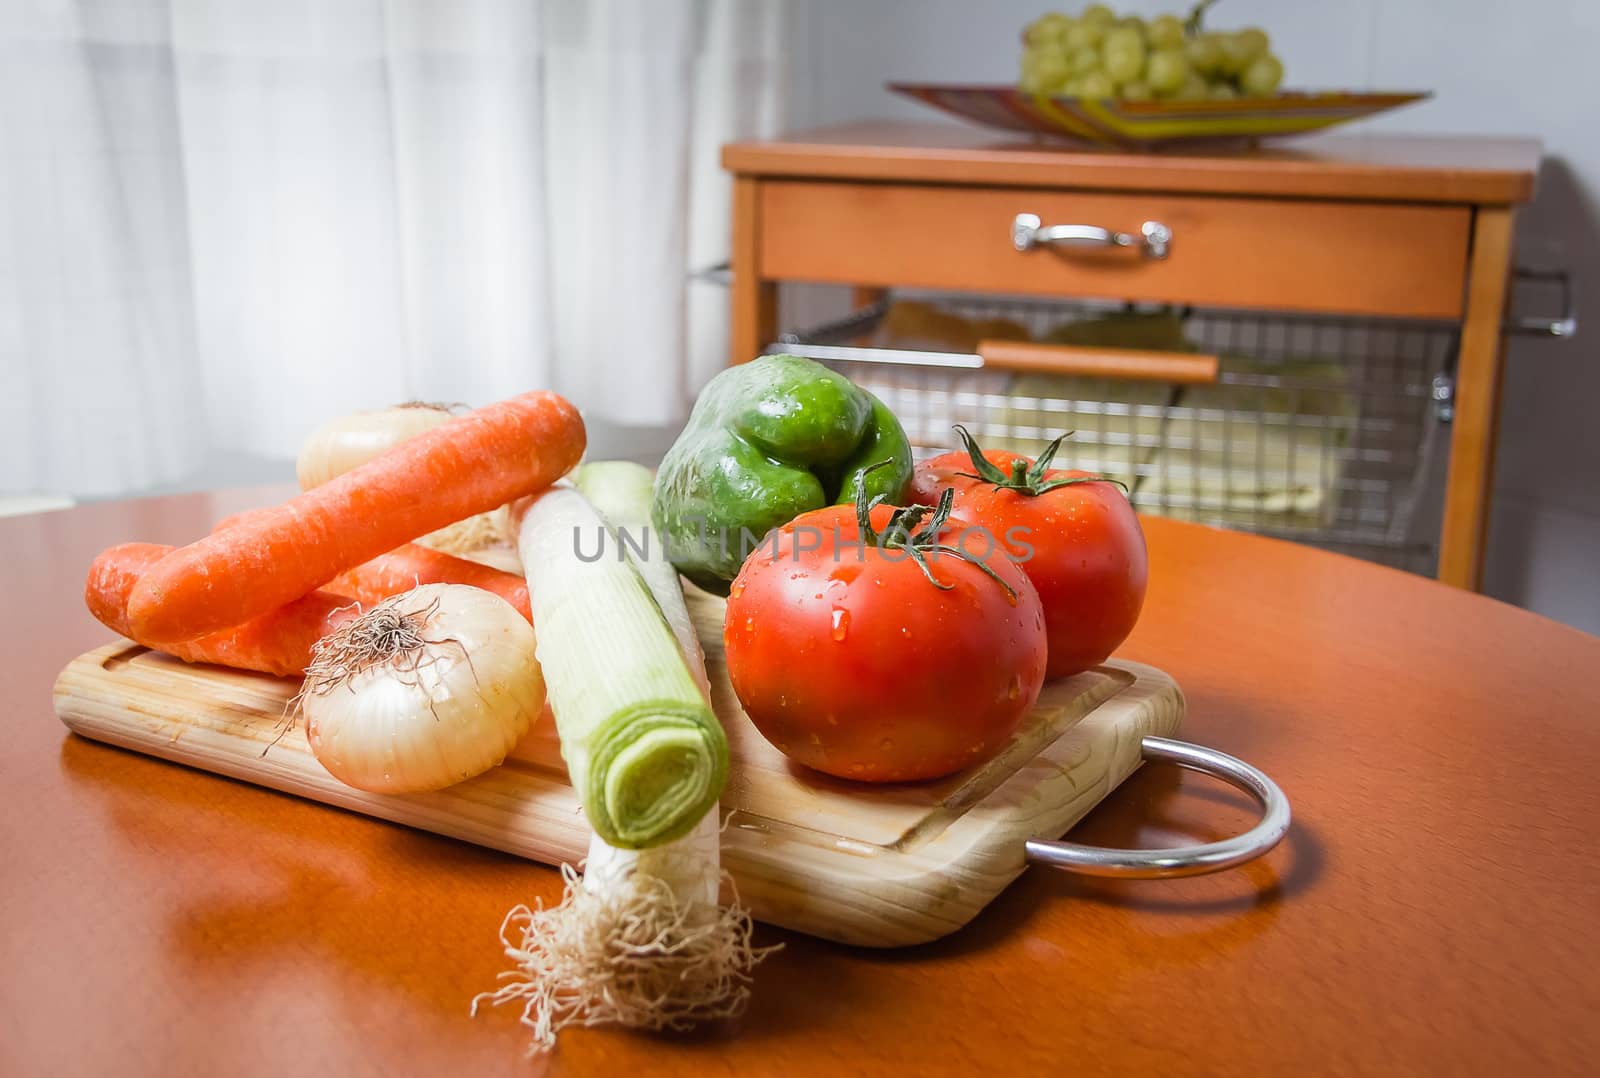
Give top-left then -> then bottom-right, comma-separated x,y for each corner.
1020,71 -> 1048,93
1063,76 -> 1086,96
1186,32 -> 1225,75
1235,28 -> 1270,63
1022,45 -> 1071,87
1023,12 -> 1073,47
1103,46 -> 1143,83
1148,14 -> 1185,50
1103,24 -> 1143,52
1219,29 -> 1268,76
1145,47 -> 1188,95
1101,27 -> 1146,83
1171,71 -> 1210,101
1068,45 -> 1101,75
1117,16 -> 1147,42
1079,3 -> 1115,27
1078,70 -> 1114,98
1120,80 -> 1153,101
1063,19 -> 1103,50
1209,81 -> 1239,100
1240,52 -> 1284,97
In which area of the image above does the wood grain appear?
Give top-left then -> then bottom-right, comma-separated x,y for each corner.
757,180 -> 1472,319
10,488 -> 1600,1076
978,339 -> 1220,384
851,285 -> 889,311
1438,206 -> 1517,589
723,121 -> 1542,205
730,175 -> 777,365
52,590 -> 1184,948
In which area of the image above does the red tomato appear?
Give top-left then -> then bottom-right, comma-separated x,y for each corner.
910,444 -> 1147,680
723,501 -> 1048,783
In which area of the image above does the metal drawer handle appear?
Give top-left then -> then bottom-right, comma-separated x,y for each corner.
1025,736 -> 1290,879
1509,266 -> 1578,338
1012,212 -> 1172,260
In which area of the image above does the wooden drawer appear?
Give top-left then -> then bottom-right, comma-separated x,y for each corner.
758,181 -> 1471,320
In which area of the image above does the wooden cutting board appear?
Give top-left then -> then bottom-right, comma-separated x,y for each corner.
54,590 -> 1182,947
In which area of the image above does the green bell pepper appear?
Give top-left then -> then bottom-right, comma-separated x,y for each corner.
652,353 -> 914,594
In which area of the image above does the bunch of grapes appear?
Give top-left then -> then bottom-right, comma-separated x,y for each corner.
1019,3 -> 1284,101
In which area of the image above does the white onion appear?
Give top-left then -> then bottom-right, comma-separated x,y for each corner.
295,403 -> 455,490
300,583 -> 543,793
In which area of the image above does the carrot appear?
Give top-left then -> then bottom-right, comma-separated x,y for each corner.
86,543 -> 358,677
212,511 -> 529,620
127,391 -> 584,642
324,543 -> 531,622
212,507 -> 275,534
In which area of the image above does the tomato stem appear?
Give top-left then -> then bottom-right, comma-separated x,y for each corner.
950,425 -> 1129,497
854,461 -> 1017,600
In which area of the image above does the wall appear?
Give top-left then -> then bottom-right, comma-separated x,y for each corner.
785,0 -> 1600,634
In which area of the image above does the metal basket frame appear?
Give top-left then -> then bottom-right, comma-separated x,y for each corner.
774,290 -> 1462,573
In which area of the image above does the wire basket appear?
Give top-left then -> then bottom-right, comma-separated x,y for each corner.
774,291 -> 1460,574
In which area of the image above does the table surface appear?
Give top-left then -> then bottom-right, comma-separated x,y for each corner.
722,121 -> 1542,204
5,487 -> 1598,1076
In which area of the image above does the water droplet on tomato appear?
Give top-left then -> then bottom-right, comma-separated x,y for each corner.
830,563 -> 863,585
879,738 -> 894,751
830,607 -> 850,641
1008,674 -> 1022,700
729,580 -> 745,599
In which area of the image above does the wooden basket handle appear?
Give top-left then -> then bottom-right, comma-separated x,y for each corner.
977,339 -> 1219,385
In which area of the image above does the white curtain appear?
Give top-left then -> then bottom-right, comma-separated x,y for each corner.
0,0 -> 789,497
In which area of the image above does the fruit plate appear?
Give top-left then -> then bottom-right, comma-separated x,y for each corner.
888,83 -> 1430,150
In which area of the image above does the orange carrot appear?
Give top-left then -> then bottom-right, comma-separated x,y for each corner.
324,543 -> 531,622
210,512 -> 527,621
127,391 -> 584,642
86,543 -> 358,677
211,507 -> 275,534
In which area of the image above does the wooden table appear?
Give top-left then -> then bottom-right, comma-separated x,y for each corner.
723,122 -> 1543,591
5,490 -> 1598,1076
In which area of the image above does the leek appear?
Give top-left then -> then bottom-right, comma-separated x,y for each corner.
573,461 -> 719,899
514,476 -> 727,849
476,462 -> 768,1054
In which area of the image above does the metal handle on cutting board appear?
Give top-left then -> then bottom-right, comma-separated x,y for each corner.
978,339 -> 1220,384
1012,212 -> 1173,260
1026,736 -> 1291,879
